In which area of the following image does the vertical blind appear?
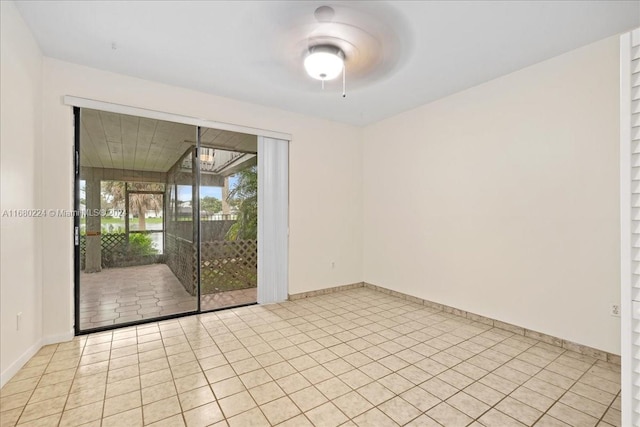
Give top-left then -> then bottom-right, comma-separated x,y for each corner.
257,136 -> 289,304
622,26 -> 640,427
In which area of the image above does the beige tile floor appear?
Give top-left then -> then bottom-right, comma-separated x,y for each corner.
80,264 -> 257,330
201,289 -> 257,312
1,288 -> 621,427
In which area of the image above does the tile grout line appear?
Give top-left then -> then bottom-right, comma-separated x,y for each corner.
302,291 -> 607,427
175,319 -> 203,427
197,311 -> 270,425
11,343 -> 59,425
269,293 -> 511,425
309,293 -> 517,425
425,325 -> 562,426
339,287 -> 620,427
527,357 -> 599,427
1,287 -> 621,427
143,291 -> 612,426
596,389 -> 622,427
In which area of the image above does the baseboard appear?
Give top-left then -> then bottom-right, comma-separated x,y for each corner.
289,281 -> 620,365
362,282 -> 621,365
43,329 -> 74,346
288,282 -> 365,300
0,329 -> 74,388
0,338 -> 42,388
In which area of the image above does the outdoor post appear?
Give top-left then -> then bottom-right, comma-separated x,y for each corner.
191,146 -> 199,295
85,178 -> 102,273
222,176 -> 230,216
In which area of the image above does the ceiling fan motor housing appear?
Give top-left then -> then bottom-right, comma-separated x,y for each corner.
304,44 -> 345,81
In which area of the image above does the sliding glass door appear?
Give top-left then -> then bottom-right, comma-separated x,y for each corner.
199,127 -> 258,310
76,109 -> 198,331
75,109 -> 259,333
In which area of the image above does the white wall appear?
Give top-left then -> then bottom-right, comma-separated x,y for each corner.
40,58 -> 363,338
363,36 -> 621,354
1,2 -> 622,386
0,1 -> 44,385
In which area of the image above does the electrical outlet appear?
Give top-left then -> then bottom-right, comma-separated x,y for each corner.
16,312 -> 22,331
610,304 -> 620,317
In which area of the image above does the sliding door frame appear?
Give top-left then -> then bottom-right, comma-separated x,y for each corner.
64,96 -> 290,141
69,98 -> 291,335
195,127 -> 202,313
73,107 -> 81,335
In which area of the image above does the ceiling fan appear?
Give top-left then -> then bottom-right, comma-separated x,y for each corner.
274,3 -> 411,98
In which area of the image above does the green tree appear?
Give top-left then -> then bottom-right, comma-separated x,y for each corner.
201,196 -> 222,215
226,167 -> 257,240
101,181 -> 125,210
129,193 -> 162,230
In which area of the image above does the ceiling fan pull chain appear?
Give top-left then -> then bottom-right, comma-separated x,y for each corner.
342,64 -> 346,98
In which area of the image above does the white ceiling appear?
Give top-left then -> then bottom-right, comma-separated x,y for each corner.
16,1 -> 640,126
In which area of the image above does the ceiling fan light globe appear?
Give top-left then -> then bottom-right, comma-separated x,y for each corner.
304,51 -> 344,81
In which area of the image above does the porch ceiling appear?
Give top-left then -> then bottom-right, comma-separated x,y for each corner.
80,108 -> 257,172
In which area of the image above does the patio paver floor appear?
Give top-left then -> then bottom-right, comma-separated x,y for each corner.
80,264 -> 256,330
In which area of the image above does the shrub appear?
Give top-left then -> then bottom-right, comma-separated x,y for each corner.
128,233 -> 158,256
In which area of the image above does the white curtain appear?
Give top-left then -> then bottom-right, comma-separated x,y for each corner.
257,136 -> 289,304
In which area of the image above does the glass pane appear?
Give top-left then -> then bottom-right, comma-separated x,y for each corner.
128,193 -> 163,253
199,127 -> 258,311
78,108 -> 198,331
100,181 -> 126,234
165,149 -> 199,299
128,193 -> 163,232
